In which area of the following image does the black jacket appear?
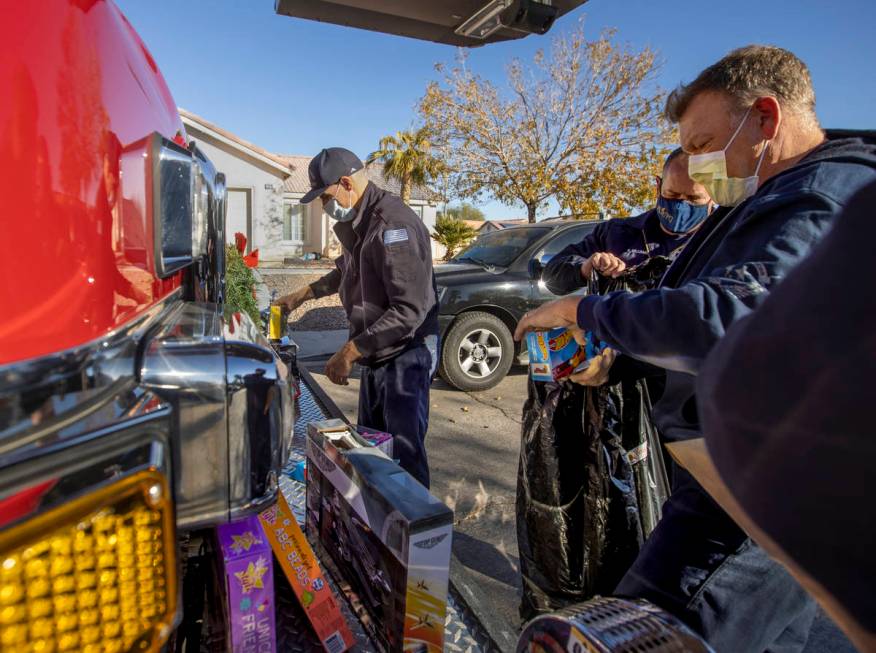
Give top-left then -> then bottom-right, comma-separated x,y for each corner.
310,182 -> 439,366
575,132 -> 876,441
543,209 -> 692,295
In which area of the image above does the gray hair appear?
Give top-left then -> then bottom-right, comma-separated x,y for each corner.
665,45 -> 818,125
350,167 -> 369,185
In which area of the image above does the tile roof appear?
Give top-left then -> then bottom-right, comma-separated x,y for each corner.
363,162 -> 440,202
179,109 -> 293,171
278,157 -> 440,202
178,109 -> 440,204
491,219 -> 528,229
277,155 -> 312,193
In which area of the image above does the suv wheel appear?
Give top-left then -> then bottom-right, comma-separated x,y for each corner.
439,311 -> 514,391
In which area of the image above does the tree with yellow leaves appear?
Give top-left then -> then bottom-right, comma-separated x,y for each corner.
419,20 -> 671,222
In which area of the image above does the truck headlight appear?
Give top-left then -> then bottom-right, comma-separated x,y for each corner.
191,161 -> 209,259
151,133 -> 195,278
147,133 -> 212,276
0,471 -> 177,653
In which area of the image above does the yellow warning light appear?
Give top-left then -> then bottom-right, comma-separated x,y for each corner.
0,471 -> 177,653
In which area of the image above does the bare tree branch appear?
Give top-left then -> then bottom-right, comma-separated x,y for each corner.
418,20 -> 670,222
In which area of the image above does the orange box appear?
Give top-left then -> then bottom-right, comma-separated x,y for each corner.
259,493 -> 354,653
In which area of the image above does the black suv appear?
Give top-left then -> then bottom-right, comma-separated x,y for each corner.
435,220 -> 598,391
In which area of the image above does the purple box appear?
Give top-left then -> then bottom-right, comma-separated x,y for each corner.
355,425 -> 394,459
217,516 -> 277,653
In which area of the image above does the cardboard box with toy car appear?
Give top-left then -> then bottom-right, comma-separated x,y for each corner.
305,420 -> 453,653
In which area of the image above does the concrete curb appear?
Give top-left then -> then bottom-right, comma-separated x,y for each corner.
258,267 -> 335,275
449,556 -> 518,653
289,330 -> 348,360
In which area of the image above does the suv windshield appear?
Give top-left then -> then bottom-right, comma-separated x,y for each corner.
453,227 -> 550,268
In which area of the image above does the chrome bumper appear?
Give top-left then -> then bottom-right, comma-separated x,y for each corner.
140,301 -> 293,530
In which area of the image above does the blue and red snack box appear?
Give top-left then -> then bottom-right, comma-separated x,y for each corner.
526,328 -> 607,382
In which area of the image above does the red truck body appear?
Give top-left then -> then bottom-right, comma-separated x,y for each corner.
0,4 -> 299,651
0,0 -> 185,365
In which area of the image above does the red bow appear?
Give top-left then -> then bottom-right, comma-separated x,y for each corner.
234,232 -> 247,254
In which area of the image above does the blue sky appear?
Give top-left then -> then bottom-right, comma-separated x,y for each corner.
116,0 -> 875,219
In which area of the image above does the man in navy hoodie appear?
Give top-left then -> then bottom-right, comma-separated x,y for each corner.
514,45 -> 876,651
543,148 -> 714,295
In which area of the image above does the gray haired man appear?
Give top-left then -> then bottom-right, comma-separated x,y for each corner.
515,45 -> 876,651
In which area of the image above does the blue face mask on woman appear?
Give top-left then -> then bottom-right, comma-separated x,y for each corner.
655,196 -> 710,234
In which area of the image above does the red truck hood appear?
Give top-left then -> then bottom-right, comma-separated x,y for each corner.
0,0 -> 186,365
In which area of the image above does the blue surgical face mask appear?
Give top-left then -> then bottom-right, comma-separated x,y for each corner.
325,198 -> 353,222
324,182 -> 357,222
655,196 -> 711,234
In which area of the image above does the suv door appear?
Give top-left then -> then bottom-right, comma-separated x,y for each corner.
527,223 -> 597,308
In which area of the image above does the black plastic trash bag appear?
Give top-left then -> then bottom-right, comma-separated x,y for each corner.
597,260 -> 672,537
619,379 -> 670,539
516,379 -> 642,620
516,261 -> 671,621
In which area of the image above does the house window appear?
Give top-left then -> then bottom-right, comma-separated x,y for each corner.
412,204 -> 424,219
283,201 -> 307,242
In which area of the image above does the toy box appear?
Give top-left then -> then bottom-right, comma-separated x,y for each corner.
259,493 -> 354,653
305,419 -> 453,653
217,516 -> 277,653
355,425 -> 394,459
526,328 -> 606,382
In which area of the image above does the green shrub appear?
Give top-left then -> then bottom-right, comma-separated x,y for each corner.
432,215 -> 477,261
224,245 -> 261,325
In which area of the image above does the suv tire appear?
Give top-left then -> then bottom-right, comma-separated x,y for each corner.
439,311 -> 515,391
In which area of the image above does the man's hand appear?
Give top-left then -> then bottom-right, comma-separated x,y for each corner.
325,341 -> 362,386
274,286 -> 314,313
581,252 -> 627,279
568,347 -> 616,386
514,296 -> 581,341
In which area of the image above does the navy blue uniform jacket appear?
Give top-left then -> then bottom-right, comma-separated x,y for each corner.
543,209 -> 691,295
697,179 -> 876,634
310,182 -> 439,366
575,133 -> 876,441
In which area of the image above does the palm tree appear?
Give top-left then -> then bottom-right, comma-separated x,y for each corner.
368,127 -> 443,204
432,215 -> 477,261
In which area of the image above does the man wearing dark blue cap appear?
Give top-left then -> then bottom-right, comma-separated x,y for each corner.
275,147 -> 439,488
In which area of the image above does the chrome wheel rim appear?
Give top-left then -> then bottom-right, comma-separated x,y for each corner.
458,328 -> 503,379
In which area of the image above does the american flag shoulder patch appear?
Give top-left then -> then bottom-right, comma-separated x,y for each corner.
383,228 -> 409,245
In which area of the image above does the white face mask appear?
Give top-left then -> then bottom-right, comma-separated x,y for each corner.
324,183 -> 357,222
688,106 -> 770,207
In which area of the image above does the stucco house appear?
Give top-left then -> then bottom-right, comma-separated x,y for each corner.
179,109 -> 441,264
